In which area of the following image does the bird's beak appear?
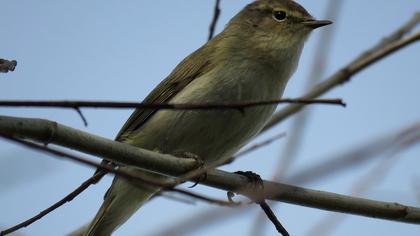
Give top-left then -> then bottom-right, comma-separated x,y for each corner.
302,20 -> 333,29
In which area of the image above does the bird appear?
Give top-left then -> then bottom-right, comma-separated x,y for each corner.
69,0 -> 331,235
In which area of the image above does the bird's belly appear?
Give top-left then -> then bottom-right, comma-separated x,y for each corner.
126,72 -> 283,165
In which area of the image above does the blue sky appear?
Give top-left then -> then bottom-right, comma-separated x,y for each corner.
1,0 -> 419,235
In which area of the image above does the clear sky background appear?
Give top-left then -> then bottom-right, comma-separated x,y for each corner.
1,0 -> 419,236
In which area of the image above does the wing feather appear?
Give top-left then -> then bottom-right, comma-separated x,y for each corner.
115,43 -> 215,141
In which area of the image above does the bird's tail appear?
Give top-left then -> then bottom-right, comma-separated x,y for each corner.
68,169 -> 166,236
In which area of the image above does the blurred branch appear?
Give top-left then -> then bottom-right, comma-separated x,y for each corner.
306,143 -> 414,236
1,116 -> 420,231
223,132 -> 286,164
250,0 -> 343,234
154,120 -> 420,235
208,0 -> 221,41
261,13 -> 420,133
0,58 -> 17,73
413,177 -> 420,204
0,98 -> 345,110
287,121 -> 420,185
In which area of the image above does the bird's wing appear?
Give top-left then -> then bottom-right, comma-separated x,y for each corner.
115,43 -> 214,142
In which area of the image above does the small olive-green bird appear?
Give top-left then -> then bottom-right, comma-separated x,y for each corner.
70,0 -> 331,235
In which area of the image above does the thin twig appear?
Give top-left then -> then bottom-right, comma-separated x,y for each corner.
74,107 -> 88,126
166,188 -> 240,207
262,30 -> 420,133
0,58 -> 17,73
259,201 -> 289,236
4,117 -> 420,223
306,124 -> 420,236
223,132 -> 286,164
0,134 -> 172,187
0,98 -> 345,110
287,121 -> 420,185
173,132 -> 286,186
306,147 -> 409,236
0,173 -> 103,236
208,0 -> 221,41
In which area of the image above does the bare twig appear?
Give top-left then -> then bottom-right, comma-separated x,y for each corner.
306,126 -> 420,236
0,134 -> 172,187
223,132 -> 286,164
74,107 -> 88,126
0,115 -> 198,176
307,155 -> 401,236
152,120 -> 420,235
262,30 -> 420,133
166,188 -> 240,207
365,12 -> 420,54
208,0 -> 221,41
258,201 -> 289,236
0,173 -> 102,236
287,121 -> 420,185
0,58 -> 17,73
1,117 -> 420,227
0,98 -> 345,110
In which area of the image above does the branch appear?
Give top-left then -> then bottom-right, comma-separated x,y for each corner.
1,115 -> 420,227
0,58 -> 17,73
208,0 -> 221,41
0,172 -> 103,236
0,115 -> 197,176
286,121 -> 420,185
156,120 -> 420,235
0,135 -> 228,236
0,98 -> 345,110
262,29 -> 420,133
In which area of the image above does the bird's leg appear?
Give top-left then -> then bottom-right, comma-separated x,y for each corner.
172,151 -> 207,188
233,171 -> 289,236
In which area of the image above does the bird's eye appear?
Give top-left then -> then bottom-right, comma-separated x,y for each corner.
272,10 -> 287,22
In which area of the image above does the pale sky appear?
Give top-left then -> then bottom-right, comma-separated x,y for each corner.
1,1 -> 419,236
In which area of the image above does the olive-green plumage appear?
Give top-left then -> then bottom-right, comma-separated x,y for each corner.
69,0 -> 331,235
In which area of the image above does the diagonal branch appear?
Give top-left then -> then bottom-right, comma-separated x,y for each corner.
153,120 -> 420,235
0,115 -> 198,176
1,115 -> 420,227
208,0 -> 221,41
262,29 -> 420,133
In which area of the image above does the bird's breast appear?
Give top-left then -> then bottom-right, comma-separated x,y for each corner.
127,61 -> 289,165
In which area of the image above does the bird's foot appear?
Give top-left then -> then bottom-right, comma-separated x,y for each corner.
234,170 -> 264,191
174,151 -> 207,188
